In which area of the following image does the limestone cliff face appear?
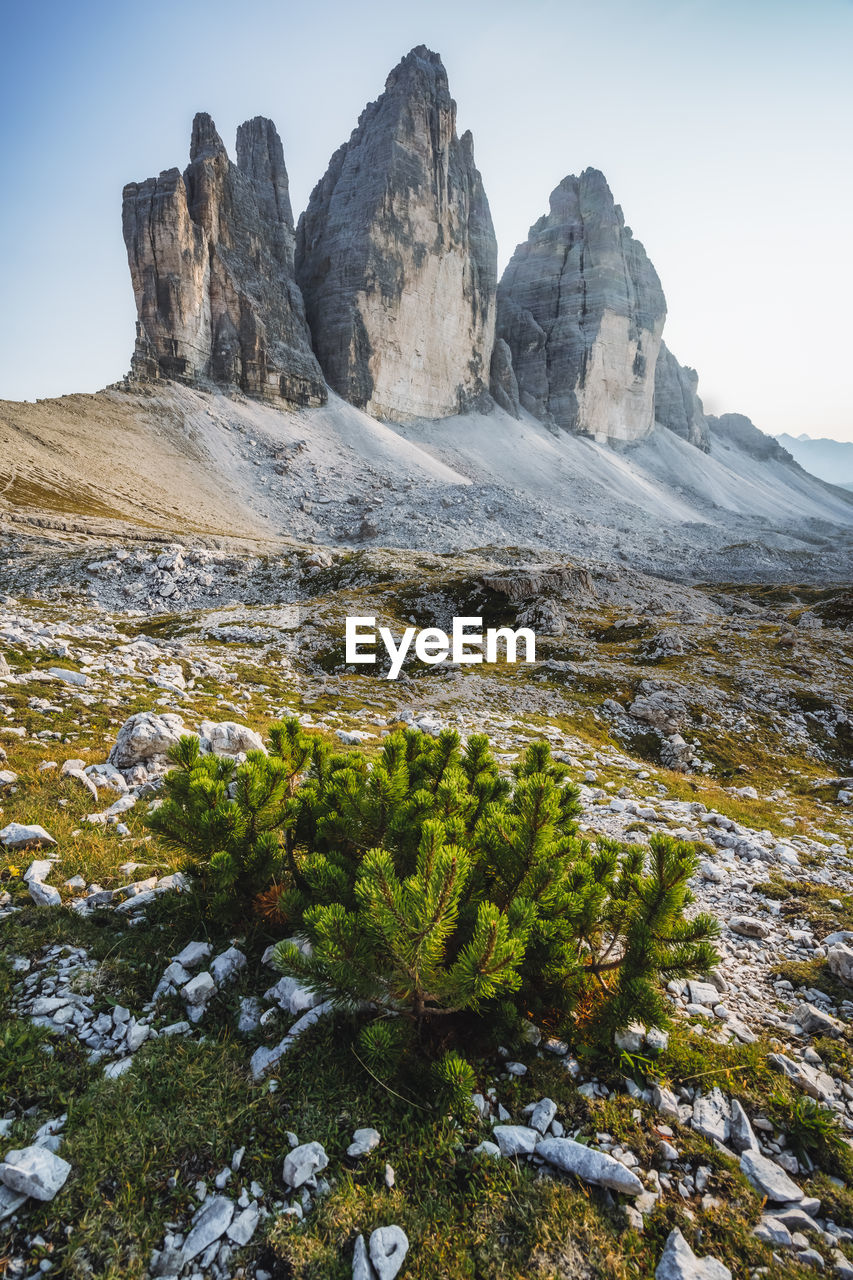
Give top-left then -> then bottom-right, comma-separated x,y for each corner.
122,114 -> 326,406
654,342 -> 710,452
495,169 -> 666,443
295,46 -> 497,422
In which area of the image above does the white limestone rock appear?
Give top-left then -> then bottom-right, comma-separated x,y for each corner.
536,1137 -> 643,1194
740,1150 -> 804,1203
108,711 -> 186,769
283,1141 -> 328,1189
655,1228 -> 731,1280
347,1128 -> 381,1158
0,1145 -> 71,1201
181,1194 -> 235,1264
199,720 -> 267,758
1,824 -> 56,850
369,1225 -> 409,1280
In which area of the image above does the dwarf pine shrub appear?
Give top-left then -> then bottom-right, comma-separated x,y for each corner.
149,720 -> 719,1070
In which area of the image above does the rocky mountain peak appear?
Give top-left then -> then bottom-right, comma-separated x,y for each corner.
384,43 -> 449,95
122,113 -> 325,406
494,167 -> 666,443
295,47 -> 497,422
236,116 -> 294,233
189,111 -> 226,162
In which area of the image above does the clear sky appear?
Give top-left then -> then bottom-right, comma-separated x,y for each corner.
1,0 -> 851,440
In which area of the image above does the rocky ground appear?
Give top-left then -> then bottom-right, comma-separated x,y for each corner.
1,529 -> 853,1280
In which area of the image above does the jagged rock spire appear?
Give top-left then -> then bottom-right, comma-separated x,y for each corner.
295,46 -> 497,422
122,113 -> 326,406
495,168 -> 666,443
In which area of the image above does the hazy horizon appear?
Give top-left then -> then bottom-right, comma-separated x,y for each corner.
2,0 -> 851,441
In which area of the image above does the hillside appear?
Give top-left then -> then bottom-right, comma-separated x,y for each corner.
2,383 -> 853,583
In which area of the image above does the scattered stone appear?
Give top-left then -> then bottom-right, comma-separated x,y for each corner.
728,915 -> 769,939
181,1195 -> 235,1264
283,1141 -> 328,1189
536,1137 -> 643,1194
529,1098 -> 558,1135
174,941 -> 212,971
492,1126 -> 540,1158
1,824 -> 56,850
348,1128 -> 381,1158
28,879 -> 62,907
182,971 -> 216,1007
0,1145 -> 71,1201
827,943 -> 853,985
655,1228 -> 731,1280
369,1225 -> 409,1280
210,946 -> 247,986
615,1022 -> 646,1053
692,1089 -> 730,1144
740,1150 -> 804,1203
353,1234 -> 372,1280
728,1099 -> 758,1153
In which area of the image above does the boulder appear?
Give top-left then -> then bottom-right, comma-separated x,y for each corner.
198,720 -> 266,757
108,712 -> 186,769
1,824 -> 56,850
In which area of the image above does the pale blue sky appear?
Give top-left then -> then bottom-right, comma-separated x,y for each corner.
1,0 -> 851,439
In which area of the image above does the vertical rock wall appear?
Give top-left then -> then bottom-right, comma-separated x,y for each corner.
495,169 -> 666,443
122,114 -> 326,406
295,46 -> 497,422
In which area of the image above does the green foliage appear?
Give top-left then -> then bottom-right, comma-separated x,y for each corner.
272,727 -> 719,1064
147,723 -> 313,920
431,1050 -> 478,1110
775,1092 -> 850,1171
149,720 -> 719,1078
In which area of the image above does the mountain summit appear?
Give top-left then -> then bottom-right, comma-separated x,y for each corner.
296,46 -> 497,422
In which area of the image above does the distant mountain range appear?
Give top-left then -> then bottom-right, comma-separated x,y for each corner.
776,433 -> 853,490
